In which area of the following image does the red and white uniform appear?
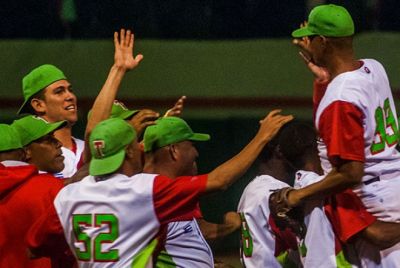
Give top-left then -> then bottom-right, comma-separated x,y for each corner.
0,161 -> 72,267
237,175 -> 299,268
295,170 -> 376,267
314,59 -> 400,266
58,137 -> 84,178
28,173 -> 207,267
157,219 -> 214,267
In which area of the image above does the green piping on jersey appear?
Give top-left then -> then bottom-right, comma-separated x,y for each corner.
155,249 -> 177,268
276,251 -> 298,268
131,239 -> 158,268
335,250 -> 353,268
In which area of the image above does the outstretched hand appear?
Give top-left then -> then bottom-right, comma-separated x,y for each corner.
129,109 -> 159,137
114,29 -> 143,71
164,96 -> 187,117
257,110 -> 294,143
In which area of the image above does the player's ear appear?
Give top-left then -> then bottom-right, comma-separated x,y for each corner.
168,144 -> 179,161
30,98 -> 47,114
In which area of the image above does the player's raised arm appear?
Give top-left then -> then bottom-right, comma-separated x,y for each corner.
83,29 -> 143,163
205,110 -> 293,193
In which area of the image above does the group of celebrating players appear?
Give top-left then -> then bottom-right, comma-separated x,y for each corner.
2,4 -> 400,268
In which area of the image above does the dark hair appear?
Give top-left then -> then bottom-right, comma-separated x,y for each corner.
278,122 -> 318,170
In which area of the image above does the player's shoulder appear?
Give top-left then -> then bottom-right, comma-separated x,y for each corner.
293,170 -> 323,189
241,175 -> 289,199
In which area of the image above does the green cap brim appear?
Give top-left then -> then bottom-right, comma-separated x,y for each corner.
189,133 -> 210,142
292,26 -> 316,38
27,120 -> 67,145
89,149 -> 126,176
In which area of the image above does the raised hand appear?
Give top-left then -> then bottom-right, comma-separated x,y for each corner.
298,51 -> 330,83
164,96 -> 187,117
292,22 -> 330,82
114,29 -> 143,71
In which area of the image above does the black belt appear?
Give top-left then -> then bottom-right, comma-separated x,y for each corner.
364,177 -> 380,185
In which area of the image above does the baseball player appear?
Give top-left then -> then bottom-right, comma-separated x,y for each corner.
287,3 -> 400,220
19,28 -> 143,179
27,110 -> 292,267
143,116 -> 241,267
237,123 -> 301,268
0,120 -> 75,267
273,5 -> 400,266
19,64 -> 84,178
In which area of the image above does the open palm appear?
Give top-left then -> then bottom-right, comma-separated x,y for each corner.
114,29 -> 143,71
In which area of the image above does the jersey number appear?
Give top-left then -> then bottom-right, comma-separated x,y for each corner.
240,212 -> 253,257
72,214 -> 119,262
371,98 -> 399,154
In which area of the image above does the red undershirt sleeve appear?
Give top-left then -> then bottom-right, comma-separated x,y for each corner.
153,174 -> 208,224
27,204 -> 71,259
318,101 -> 365,166
324,189 -> 376,243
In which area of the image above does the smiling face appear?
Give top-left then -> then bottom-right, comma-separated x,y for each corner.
25,132 -> 65,174
32,80 -> 78,125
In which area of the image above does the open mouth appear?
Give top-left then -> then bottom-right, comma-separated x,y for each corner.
65,104 -> 77,111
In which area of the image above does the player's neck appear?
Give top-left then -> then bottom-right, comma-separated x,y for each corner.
258,159 -> 289,184
54,127 -> 74,150
144,164 -> 177,179
327,53 -> 360,79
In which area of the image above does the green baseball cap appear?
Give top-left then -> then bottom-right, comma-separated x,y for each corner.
0,124 -> 23,152
89,118 -> 137,176
292,4 -> 354,38
87,100 -> 139,121
143,116 -> 210,153
18,64 -> 67,115
11,115 -> 67,146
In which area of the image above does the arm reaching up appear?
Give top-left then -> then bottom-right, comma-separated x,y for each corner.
205,110 -> 293,193
83,29 -> 143,163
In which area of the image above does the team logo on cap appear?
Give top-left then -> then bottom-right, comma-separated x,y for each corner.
93,140 -> 105,158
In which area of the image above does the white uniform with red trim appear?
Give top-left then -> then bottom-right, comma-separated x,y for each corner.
58,137 -> 84,178
295,170 -> 361,268
157,219 -> 214,267
314,59 -> 400,266
237,175 -> 299,268
315,58 -> 400,222
52,173 -> 207,267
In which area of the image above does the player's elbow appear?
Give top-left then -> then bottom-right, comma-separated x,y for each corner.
339,161 -> 364,187
362,222 -> 399,250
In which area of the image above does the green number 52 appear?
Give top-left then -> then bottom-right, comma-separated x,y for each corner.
72,213 -> 119,262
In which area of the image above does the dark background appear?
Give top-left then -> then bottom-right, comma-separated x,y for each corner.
1,0 -> 400,39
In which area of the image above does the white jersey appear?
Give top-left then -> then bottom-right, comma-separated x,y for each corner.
295,171 -> 358,268
237,175 -> 295,268
315,59 -> 400,181
157,219 -> 214,267
315,59 -> 400,223
58,137 -> 84,178
54,173 -> 207,268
